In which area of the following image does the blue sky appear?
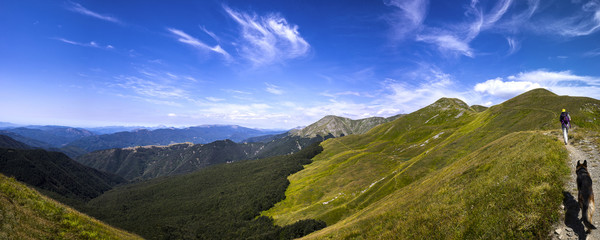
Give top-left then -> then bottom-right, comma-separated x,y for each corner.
1,0 -> 600,129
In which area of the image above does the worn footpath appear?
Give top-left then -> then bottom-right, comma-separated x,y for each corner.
552,129 -> 600,240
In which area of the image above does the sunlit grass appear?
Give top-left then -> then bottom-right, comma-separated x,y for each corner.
302,132 -> 569,239
264,89 -> 600,239
0,174 -> 141,240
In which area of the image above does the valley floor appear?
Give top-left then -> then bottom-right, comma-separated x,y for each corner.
552,129 -> 600,240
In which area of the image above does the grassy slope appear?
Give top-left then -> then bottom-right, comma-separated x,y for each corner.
263,89 -> 600,238
0,173 -> 141,240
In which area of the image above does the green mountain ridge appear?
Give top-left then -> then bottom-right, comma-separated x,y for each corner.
291,114 -> 403,138
0,136 -> 127,203
76,134 -> 332,181
263,88 -> 599,238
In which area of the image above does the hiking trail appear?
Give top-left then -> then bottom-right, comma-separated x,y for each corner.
553,130 -> 600,240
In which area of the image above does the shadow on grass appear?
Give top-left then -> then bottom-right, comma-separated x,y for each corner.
563,191 -> 587,240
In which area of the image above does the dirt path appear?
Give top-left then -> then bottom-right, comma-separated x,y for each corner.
553,130 -> 600,240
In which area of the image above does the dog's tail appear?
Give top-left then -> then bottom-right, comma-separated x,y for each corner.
582,199 -> 597,230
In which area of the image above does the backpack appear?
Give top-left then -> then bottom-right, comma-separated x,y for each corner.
560,112 -> 570,124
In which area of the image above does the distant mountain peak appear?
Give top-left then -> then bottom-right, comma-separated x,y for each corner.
521,88 -> 557,97
429,97 -> 470,111
292,114 -> 397,138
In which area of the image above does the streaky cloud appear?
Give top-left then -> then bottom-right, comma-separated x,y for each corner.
265,83 -> 284,95
505,37 -> 519,55
416,32 -> 474,57
167,28 -> 231,59
384,0 -> 428,40
67,2 -> 121,24
56,38 -> 113,49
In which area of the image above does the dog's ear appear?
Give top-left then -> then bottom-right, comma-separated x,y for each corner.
584,160 -> 588,167
578,160 -> 581,166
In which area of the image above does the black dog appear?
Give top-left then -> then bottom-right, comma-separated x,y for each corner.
577,160 -> 597,233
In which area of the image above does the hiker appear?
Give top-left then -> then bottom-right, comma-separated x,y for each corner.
560,109 -> 571,145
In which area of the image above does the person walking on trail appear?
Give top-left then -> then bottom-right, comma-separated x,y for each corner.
560,109 -> 571,145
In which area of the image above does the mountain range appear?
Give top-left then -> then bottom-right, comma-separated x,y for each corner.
74,114 -> 398,181
66,125 -> 286,152
2,88 -> 597,239
0,124 -> 287,157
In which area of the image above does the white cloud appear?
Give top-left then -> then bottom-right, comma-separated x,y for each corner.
520,0 -> 600,37
168,113 -> 177,117
584,48 -> 600,57
67,2 -> 121,24
265,83 -> 284,95
474,70 -> 600,100
508,70 -> 592,84
384,0 -> 545,57
113,75 -> 189,100
474,77 -> 542,98
506,37 -> 519,55
56,38 -> 114,49
554,1 -> 600,36
372,66 -> 473,115
206,97 -> 225,102
321,91 -> 361,97
224,6 -> 310,66
416,33 -> 474,57
167,28 -> 231,59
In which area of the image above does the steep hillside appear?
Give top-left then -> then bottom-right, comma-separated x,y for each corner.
292,115 -> 402,138
77,140 -> 249,181
0,130 -> 55,149
82,143 -> 327,239
0,134 -> 33,149
0,173 -> 141,239
68,125 -> 284,152
77,134 -> 331,181
263,89 -> 599,238
0,148 -> 126,201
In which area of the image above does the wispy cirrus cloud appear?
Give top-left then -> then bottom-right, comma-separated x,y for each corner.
383,0 -> 428,40
114,75 -> 189,100
384,0 -> 541,57
265,83 -> 284,95
223,6 -> 310,66
584,48 -> 600,57
167,28 -> 231,59
66,2 -> 121,24
538,0 -> 600,37
417,0 -> 515,57
56,38 -> 114,49
505,37 -> 519,55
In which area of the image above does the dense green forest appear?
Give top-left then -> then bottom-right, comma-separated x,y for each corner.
82,142 -> 326,239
